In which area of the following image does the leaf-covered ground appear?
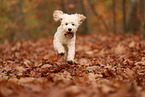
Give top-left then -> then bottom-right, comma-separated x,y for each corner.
0,34 -> 145,97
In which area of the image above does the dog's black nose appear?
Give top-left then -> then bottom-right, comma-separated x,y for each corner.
68,28 -> 72,31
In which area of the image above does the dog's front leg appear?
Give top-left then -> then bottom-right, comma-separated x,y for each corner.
53,41 -> 65,61
67,43 -> 75,65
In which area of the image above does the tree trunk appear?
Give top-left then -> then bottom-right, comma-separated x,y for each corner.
112,0 -> 116,34
9,0 -> 26,41
16,0 -> 26,40
122,0 -> 126,33
61,0 -> 67,13
66,0 -> 89,34
127,0 -> 139,33
79,0 -> 89,34
139,0 -> 145,39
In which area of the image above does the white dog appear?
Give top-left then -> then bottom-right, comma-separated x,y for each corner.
53,10 -> 86,64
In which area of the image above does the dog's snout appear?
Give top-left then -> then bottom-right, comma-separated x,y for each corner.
68,28 -> 72,31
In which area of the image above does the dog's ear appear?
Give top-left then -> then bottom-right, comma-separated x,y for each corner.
76,14 -> 86,25
53,10 -> 64,22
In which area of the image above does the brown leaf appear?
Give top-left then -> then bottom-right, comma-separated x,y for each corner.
65,86 -> 80,96
18,77 -> 35,85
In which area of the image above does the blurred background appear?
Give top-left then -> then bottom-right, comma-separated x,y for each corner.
0,0 -> 144,43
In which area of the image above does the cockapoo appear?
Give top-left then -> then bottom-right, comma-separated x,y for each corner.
53,10 -> 86,64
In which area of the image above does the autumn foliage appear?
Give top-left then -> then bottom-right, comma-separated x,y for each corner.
0,34 -> 145,97
1,0 -> 144,42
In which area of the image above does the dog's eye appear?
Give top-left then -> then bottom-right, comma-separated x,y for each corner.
72,24 -> 74,26
65,23 -> 68,25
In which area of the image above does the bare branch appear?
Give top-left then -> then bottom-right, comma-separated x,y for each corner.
87,0 -> 109,32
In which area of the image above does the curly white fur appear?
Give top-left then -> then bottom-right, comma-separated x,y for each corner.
53,10 -> 86,62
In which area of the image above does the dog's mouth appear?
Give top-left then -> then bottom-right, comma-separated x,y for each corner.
64,32 -> 74,38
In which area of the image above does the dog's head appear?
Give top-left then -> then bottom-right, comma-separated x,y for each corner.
53,10 -> 86,39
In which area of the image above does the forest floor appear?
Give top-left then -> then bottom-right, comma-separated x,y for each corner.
0,34 -> 145,97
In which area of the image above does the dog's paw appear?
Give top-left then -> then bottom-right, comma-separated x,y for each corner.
67,61 -> 74,65
57,53 -> 65,62
58,52 -> 65,55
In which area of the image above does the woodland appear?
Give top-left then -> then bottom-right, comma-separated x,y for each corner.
0,0 -> 145,97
